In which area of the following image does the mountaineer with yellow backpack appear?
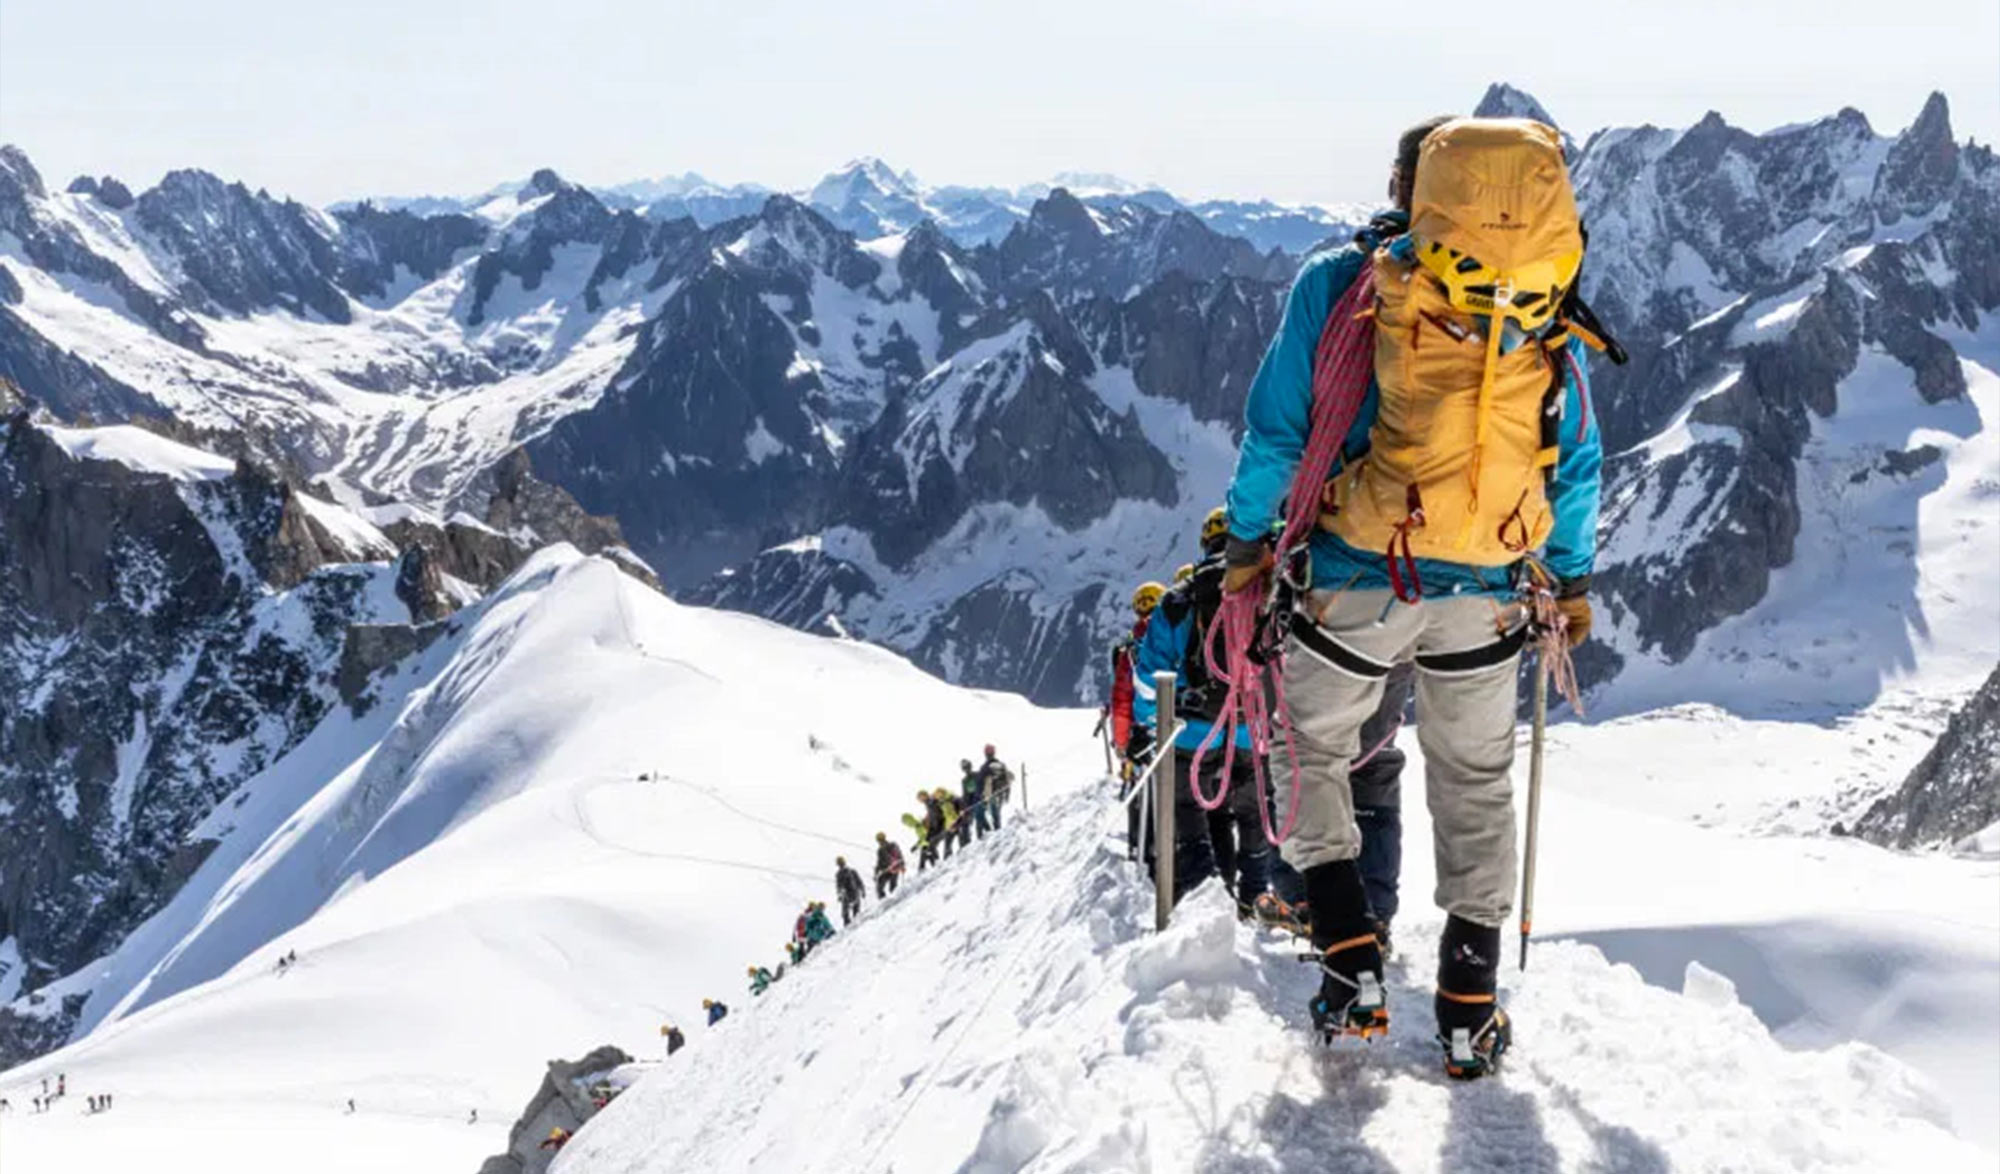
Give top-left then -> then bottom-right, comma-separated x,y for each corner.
1219,116 -> 1614,1079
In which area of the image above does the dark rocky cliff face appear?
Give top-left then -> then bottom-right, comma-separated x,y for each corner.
1858,665 -> 2000,848
0,418 -> 378,1036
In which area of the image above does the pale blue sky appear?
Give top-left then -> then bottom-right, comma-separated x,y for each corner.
2,0 -> 1993,207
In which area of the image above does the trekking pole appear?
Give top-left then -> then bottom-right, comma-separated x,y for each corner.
1152,671 -> 1177,932
1021,764 -> 1029,812
1519,663 -> 1548,970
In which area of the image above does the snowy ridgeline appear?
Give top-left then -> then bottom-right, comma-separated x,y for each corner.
0,547 -> 1095,1173
0,544 -> 1993,1172
556,785 -> 1993,1174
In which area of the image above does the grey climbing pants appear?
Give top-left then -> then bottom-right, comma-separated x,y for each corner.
1273,587 -> 1528,928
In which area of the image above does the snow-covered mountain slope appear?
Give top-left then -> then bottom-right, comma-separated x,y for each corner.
556,715 -> 1997,1173
0,413 -> 645,1066
0,545 -> 1098,1172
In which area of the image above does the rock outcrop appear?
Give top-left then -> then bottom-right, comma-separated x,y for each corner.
1857,666 -> 2000,848
478,1045 -> 637,1174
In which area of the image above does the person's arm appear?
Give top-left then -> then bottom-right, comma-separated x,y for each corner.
1130,604 -> 1184,732
1224,249 -> 1364,542
1544,336 -> 1603,585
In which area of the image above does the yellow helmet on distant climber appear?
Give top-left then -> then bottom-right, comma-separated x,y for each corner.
1200,507 -> 1228,546
1174,563 -> 1195,584
1131,581 -> 1166,615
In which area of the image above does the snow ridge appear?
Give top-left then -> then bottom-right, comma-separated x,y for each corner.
559,785 -> 1984,1174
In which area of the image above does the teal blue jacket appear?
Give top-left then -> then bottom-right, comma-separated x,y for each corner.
1224,215 -> 1603,595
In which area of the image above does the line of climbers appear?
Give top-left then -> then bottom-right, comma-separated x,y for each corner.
1100,112 -> 1610,1083
664,746 -> 1019,1043
900,746 -> 1014,872
1107,505 -> 1410,954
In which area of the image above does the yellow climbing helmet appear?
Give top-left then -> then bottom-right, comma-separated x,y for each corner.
1131,581 -> 1166,615
1407,118 -> 1582,332
1173,563 -> 1195,584
1200,506 -> 1228,546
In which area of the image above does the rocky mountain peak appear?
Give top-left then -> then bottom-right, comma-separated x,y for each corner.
811,156 -> 918,204
1473,82 -> 1560,126
1877,92 -> 1960,218
0,144 -> 47,199
520,167 -> 570,199
66,174 -> 135,209
1024,188 -> 1102,242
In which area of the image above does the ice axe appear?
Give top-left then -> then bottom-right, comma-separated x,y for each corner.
1518,653 -> 1548,970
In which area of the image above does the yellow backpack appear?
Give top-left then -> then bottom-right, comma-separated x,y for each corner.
1327,118 -> 1601,573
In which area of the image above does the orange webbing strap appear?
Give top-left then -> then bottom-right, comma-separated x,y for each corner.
1563,318 -> 1611,354
1437,988 -> 1498,1005
1459,289 -> 1510,548
1323,932 -> 1381,956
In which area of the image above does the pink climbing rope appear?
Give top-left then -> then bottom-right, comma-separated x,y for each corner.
1187,267 -> 1380,845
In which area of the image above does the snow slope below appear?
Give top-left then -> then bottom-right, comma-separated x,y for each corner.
559,761 -> 1993,1174
0,548 -> 1099,1173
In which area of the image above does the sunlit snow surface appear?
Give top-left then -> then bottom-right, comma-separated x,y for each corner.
1,549 -> 1993,1172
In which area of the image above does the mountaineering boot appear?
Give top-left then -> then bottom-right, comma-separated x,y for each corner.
1253,892 -> 1310,939
1302,861 -> 1387,1040
1435,915 -> 1508,1079
1312,934 -> 1388,1040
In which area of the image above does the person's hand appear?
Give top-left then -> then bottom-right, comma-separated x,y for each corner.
1222,534 -> 1273,594
1554,578 -> 1591,647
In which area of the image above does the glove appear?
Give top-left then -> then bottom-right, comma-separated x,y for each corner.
1221,534 -> 1273,594
1554,577 -> 1591,647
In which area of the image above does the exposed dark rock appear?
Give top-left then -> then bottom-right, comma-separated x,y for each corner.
134,169 -> 354,323
1857,665 -> 2000,848
394,543 -> 452,623
333,202 -> 488,301
478,1044 -> 635,1174
337,620 -> 449,712
0,420 -> 372,1059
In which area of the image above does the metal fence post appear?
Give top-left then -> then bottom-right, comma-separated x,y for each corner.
1152,671 -> 1177,932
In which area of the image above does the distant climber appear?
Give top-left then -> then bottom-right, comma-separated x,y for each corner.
805,901 -> 837,945
661,1023 -> 686,1055
1133,508 -> 1272,914
836,860 -> 868,924
468,1108 -> 479,1125
913,791 -> 944,869
959,759 -> 990,841
749,964 -> 777,996
1113,582 -> 1165,858
874,831 -> 905,898
540,1126 -> 572,1152
703,998 -> 729,1026
929,788 -> 960,861
978,746 -> 1012,827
